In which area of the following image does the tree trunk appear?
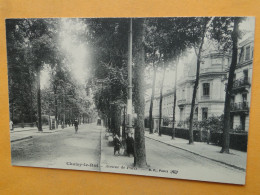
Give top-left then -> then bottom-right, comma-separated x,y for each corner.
158,65 -> 166,136
29,90 -> 33,123
172,60 -> 178,139
28,67 -> 34,123
149,65 -> 157,134
111,105 -> 116,134
114,105 -> 121,136
11,102 -> 14,122
133,18 -> 147,168
221,18 -> 240,153
36,66 -> 42,131
20,112 -> 24,128
54,86 -> 58,129
122,106 -> 126,151
188,20 -> 208,144
189,56 -> 201,144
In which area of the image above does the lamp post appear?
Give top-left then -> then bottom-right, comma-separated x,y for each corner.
127,18 -> 133,134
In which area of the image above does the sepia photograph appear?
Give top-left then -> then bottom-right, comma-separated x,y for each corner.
6,17 -> 255,184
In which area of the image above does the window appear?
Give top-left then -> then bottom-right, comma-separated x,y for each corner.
243,69 -> 248,81
203,83 -> 210,96
194,107 -> 198,121
202,108 -> 208,120
180,108 -> 184,120
233,73 -> 236,81
240,115 -> 246,130
245,46 -> 250,61
239,47 -> 244,63
242,94 -> 247,102
230,115 -> 234,130
231,96 -> 235,104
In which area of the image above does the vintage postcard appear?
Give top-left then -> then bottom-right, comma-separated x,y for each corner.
6,17 -> 255,184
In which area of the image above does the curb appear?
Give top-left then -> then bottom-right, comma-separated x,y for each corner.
145,135 -> 246,172
11,136 -> 33,142
11,127 -> 48,133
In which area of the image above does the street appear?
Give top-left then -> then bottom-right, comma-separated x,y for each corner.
6,17 -> 253,186
11,124 -> 101,172
100,126 -> 246,184
11,124 -> 245,184
144,137 -> 245,184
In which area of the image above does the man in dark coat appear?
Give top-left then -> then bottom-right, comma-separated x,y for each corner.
113,134 -> 121,155
74,119 -> 79,133
126,133 -> 134,157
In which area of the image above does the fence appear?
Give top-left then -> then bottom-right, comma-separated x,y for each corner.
158,126 -> 248,151
13,123 -> 35,128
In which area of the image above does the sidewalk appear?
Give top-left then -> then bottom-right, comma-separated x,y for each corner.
10,126 -> 67,142
145,132 -> 247,171
10,125 -> 49,133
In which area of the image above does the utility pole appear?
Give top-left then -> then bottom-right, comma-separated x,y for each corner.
127,18 -> 133,134
49,102 -> 51,130
62,89 -> 65,129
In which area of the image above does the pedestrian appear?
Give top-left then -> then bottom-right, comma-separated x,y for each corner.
126,133 -> 134,157
113,134 -> 121,156
74,119 -> 79,133
9,120 -> 13,131
207,129 -> 211,144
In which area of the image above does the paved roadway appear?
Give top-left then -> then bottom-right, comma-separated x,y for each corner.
11,124 -> 101,172
11,124 -> 245,184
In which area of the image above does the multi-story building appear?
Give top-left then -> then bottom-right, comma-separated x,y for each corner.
145,89 -> 174,132
230,36 -> 254,131
145,36 -> 253,132
176,46 -> 231,127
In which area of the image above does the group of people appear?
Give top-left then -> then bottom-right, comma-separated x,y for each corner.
113,133 -> 134,157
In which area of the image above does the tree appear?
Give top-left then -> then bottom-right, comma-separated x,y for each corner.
172,57 -> 178,139
188,17 -> 212,144
17,19 -> 59,131
221,18 -> 242,153
85,18 -> 128,136
6,19 -> 37,125
144,19 -> 163,134
133,18 -> 148,168
207,17 -> 244,152
145,18 -> 196,137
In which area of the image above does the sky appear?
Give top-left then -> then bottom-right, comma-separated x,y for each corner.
41,18 -> 90,89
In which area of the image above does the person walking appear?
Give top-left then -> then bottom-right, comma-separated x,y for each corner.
74,119 -> 79,133
113,134 -> 121,155
9,120 -> 13,131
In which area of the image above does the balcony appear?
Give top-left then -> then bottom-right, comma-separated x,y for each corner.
232,77 -> 251,93
230,102 -> 249,114
177,99 -> 186,107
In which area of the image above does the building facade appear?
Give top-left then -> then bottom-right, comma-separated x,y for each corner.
145,90 -> 174,132
175,48 -> 231,127
145,37 -> 253,132
230,36 -> 254,131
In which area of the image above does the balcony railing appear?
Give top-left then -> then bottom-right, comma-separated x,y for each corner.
177,99 -> 186,106
233,77 -> 250,90
230,102 -> 249,113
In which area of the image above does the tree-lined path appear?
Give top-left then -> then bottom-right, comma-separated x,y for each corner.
11,124 -> 101,171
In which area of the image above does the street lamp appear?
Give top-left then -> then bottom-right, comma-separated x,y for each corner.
127,18 -> 133,134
